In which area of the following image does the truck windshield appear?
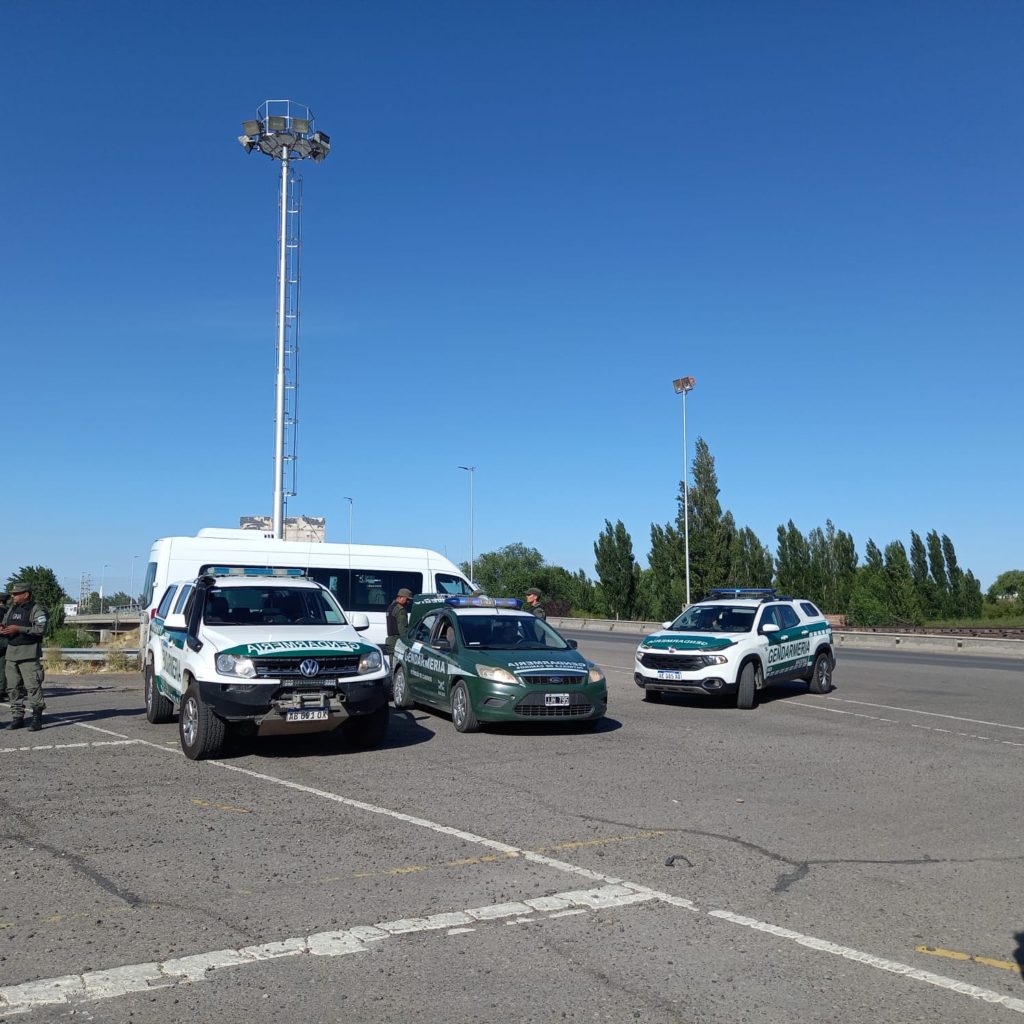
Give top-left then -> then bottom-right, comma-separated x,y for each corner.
668,605 -> 755,633
203,587 -> 346,627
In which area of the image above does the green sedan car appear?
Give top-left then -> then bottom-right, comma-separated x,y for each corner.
391,596 -> 607,732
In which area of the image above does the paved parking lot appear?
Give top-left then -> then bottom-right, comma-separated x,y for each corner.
1,638 -> 1022,1022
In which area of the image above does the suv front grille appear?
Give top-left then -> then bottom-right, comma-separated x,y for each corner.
638,653 -> 707,671
253,655 -> 361,679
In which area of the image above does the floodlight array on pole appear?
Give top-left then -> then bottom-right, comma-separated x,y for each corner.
672,376 -> 696,607
239,100 -> 331,540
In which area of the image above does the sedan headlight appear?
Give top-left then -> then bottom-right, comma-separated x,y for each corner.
215,653 -> 257,678
358,649 -> 383,673
476,664 -> 517,684
588,667 -> 605,684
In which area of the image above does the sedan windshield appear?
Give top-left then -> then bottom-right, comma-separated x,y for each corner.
668,605 -> 755,633
203,587 -> 346,627
456,614 -> 569,651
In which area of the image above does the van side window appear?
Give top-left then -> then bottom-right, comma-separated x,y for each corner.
156,586 -> 179,618
436,574 -> 473,595
307,569 -> 423,613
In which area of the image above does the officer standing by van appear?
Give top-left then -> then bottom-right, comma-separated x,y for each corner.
0,591 -> 9,702
525,587 -> 547,620
385,588 -> 413,658
1,582 -> 48,731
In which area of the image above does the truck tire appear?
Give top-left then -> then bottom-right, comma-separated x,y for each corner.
179,681 -> 226,760
145,660 -> 175,724
808,652 -> 833,694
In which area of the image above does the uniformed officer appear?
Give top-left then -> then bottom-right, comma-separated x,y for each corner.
0,592 -> 9,702
384,588 -> 413,658
0,582 -> 48,731
525,587 -> 547,620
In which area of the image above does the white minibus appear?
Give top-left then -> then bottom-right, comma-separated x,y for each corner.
140,528 -> 473,649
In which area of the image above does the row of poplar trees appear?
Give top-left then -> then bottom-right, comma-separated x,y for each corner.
592,438 -> 982,626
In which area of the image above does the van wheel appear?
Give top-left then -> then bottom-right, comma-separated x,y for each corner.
342,704 -> 390,748
808,653 -> 833,694
392,667 -> 414,709
145,660 -> 175,724
451,682 -> 479,733
736,663 -> 760,710
179,682 -> 226,760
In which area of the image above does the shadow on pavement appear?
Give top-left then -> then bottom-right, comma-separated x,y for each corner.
1014,931 -> 1024,982
639,680 -> 825,712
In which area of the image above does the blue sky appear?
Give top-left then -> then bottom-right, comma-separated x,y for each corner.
3,0 -> 1021,598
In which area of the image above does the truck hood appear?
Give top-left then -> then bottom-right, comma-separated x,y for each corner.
638,632 -> 739,653
206,624 -> 378,658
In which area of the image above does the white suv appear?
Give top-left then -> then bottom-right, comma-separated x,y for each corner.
633,588 -> 835,709
144,571 -> 390,758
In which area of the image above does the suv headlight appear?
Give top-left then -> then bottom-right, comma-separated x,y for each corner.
476,664 -> 517,684
701,655 -> 729,666
358,649 -> 383,673
588,667 -> 605,684
216,653 -> 257,678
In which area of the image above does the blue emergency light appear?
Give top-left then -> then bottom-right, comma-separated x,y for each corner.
444,596 -> 523,609
707,587 -> 776,599
208,566 -> 306,578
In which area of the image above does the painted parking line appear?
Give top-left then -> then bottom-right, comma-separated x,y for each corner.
786,701 -> 1024,749
24,717 -> 1021,1018
820,696 -> 1024,732
0,739 -> 142,755
0,883 -> 658,1015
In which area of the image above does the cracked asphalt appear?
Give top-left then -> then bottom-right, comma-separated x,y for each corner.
0,638 -> 1021,1023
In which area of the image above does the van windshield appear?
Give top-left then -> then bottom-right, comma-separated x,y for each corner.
203,587 -> 346,627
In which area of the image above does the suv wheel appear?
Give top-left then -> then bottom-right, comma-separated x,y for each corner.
342,704 -> 390,748
451,681 -> 479,733
736,662 -> 761,710
145,660 -> 175,724
392,667 -> 414,709
808,652 -> 833,694
179,681 -> 226,760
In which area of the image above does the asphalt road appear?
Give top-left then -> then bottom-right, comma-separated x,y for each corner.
1,637 -> 1022,1023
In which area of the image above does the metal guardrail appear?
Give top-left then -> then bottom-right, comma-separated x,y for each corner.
44,648 -> 140,664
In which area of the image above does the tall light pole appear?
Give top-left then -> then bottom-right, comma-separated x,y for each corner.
672,376 -> 696,607
129,555 -> 139,609
239,101 -> 331,540
343,497 -> 353,547
458,466 -> 476,583
99,563 -> 108,615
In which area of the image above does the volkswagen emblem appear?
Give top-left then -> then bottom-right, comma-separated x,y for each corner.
299,659 -> 320,678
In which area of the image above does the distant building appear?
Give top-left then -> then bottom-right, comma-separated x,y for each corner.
240,515 -> 326,543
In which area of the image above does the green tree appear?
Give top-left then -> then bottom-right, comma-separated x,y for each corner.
593,519 -> 640,620
687,438 -> 731,600
776,521 -> 813,597
883,541 -> 923,626
908,531 -> 939,617
4,565 -> 68,638
647,522 -> 685,620
461,543 -> 545,600
987,570 -> 1024,602
926,530 -> 948,598
726,526 -> 774,588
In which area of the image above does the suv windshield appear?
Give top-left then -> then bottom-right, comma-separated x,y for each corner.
457,614 -> 569,651
669,604 -> 756,633
203,586 -> 346,627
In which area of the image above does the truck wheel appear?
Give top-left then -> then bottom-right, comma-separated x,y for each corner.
736,662 -> 760,710
145,660 -> 175,724
450,681 -> 479,733
808,652 -> 833,694
342,704 -> 390,748
179,681 -> 226,760
392,667 -> 414,709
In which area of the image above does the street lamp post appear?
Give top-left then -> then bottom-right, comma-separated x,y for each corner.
458,466 -> 476,583
343,496 -> 353,609
672,376 -> 696,607
129,555 -> 138,610
99,563 -> 108,615
343,497 -> 353,547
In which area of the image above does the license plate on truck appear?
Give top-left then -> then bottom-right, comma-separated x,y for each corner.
657,671 -> 684,680
545,694 -> 570,707
285,709 -> 329,722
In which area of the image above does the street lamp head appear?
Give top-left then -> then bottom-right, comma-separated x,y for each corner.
239,101 -> 328,164
672,376 -> 696,395
458,465 -> 475,472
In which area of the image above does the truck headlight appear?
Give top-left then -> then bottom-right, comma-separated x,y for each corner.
358,649 -> 383,673
476,664 -> 517,684
216,654 -> 257,678
701,655 -> 729,666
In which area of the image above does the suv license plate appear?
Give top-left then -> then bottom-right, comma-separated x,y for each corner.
657,671 -> 684,680
286,709 -> 329,722
545,693 -> 570,707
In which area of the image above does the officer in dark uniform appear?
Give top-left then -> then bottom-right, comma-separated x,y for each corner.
1,582 -> 48,731
0,591 -> 9,702
384,588 -> 413,658
525,587 -> 547,620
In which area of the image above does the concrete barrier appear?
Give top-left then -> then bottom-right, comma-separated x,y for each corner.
549,618 -> 1024,659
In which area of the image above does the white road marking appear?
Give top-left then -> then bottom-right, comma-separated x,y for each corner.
0,740 -> 141,755
0,884 -> 657,1015
787,701 -> 1024,748
821,696 -> 1024,732
709,910 -> 1024,1013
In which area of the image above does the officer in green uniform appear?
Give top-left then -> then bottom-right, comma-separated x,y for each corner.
0,592 -> 9,702
1,582 -> 48,731
525,587 -> 547,620
384,588 -> 413,658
